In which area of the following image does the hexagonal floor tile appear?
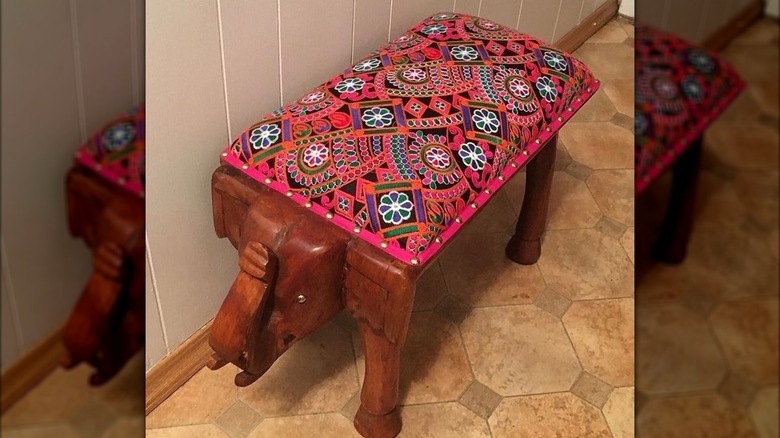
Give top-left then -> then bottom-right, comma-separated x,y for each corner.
398,403 -> 491,437
238,321 -> 358,417
460,306 -> 581,396
706,122 -> 778,170
488,393 -> 612,438
1,424 -> 81,438
413,260 -> 447,311
562,298 -> 634,387
569,88 -> 617,123
146,363 -> 238,428
573,42 -> 633,81
546,172 -> 603,229
750,386 -> 779,438
147,424 -> 230,438
0,365 -> 94,428
638,394 -> 757,437
602,387 -> 634,438
710,299 -> 779,386
438,233 -> 546,307
684,223 -> 778,300
560,122 -> 633,170
353,311 -> 473,405
537,228 -> 634,301
586,169 -> 634,226
636,305 -> 727,395
248,413 -> 360,438
601,79 -> 634,117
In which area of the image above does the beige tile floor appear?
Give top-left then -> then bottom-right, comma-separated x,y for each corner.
635,18 -> 779,438
145,18 -> 636,438
0,353 -> 145,437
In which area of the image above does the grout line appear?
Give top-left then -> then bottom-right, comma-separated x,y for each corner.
68,0 -> 88,142
146,233 -> 170,352
351,0 -> 357,63
1,235 -> 25,352
515,0 -> 523,30
276,0 -> 284,107
387,0 -> 394,42
215,0 -> 232,141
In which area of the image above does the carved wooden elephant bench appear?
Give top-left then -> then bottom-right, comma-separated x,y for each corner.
62,106 -> 145,385
635,23 -> 744,263
206,13 -> 598,437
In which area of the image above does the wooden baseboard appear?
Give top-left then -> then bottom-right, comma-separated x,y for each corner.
703,0 -> 764,51
1,327 -> 68,413
556,0 -> 619,53
145,319 -> 214,415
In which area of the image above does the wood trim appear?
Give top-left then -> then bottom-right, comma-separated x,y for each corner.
702,0 -> 764,51
555,0 -> 619,53
1,327 -> 68,413
145,319 -> 214,415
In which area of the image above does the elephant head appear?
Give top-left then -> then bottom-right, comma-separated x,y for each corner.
208,188 -> 350,386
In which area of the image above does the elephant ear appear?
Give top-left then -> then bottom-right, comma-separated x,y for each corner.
208,241 -> 278,382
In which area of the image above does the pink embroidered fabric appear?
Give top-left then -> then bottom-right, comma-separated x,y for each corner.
75,105 -> 145,197
635,24 -> 745,194
221,13 -> 599,265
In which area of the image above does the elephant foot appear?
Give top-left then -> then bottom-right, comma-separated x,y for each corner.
355,405 -> 402,438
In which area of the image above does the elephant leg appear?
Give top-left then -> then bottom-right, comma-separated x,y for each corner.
506,135 -> 557,265
653,137 -> 702,264
344,243 -> 417,438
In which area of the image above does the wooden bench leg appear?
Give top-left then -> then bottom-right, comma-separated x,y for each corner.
652,137 -> 703,264
344,243 -> 417,438
506,134 -> 558,265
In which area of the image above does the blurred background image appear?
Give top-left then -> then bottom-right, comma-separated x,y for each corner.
634,0 -> 778,436
1,0 -> 145,436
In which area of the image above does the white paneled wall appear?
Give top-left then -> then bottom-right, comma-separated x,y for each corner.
145,0 -> 611,370
0,0 -> 144,371
636,0 -> 757,43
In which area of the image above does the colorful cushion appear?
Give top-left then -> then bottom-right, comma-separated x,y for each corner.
75,105 -> 145,197
221,13 -> 598,265
635,24 -> 744,194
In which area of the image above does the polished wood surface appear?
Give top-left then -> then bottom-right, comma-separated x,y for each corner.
651,138 -> 703,264
62,166 -> 144,385
209,139 -> 557,437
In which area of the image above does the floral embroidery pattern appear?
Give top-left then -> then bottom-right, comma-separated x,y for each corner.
458,142 -> 487,171
249,124 -> 280,150
472,108 -> 499,133
508,77 -> 531,99
425,146 -> 451,170
335,77 -> 365,94
77,106 -> 145,197
635,23 -> 744,195
421,23 -> 447,35
536,76 -> 558,103
378,191 -> 414,225
362,107 -> 394,128
103,123 -> 136,151
302,143 -> 329,167
688,50 -> 715,73
401,68 -> 427,83
450,45 -> 479,61
225,12 -> 599,261
353,58 -> 381,72
543,52 -> 568,71
300,91 -> 325,104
